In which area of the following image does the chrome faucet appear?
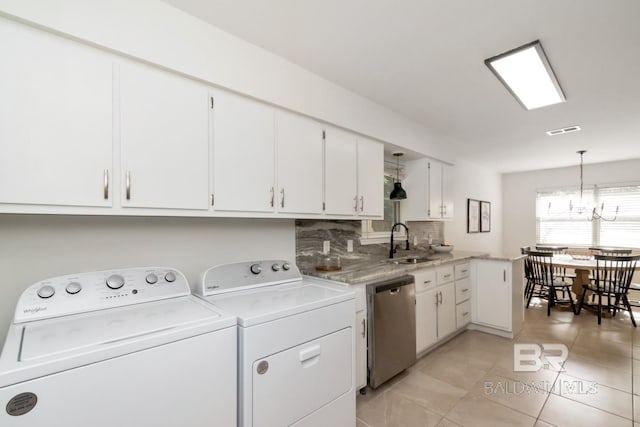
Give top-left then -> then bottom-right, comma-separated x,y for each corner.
389,222 -> 410,258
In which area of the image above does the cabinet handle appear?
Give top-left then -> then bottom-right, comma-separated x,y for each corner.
424,280 -> 432,284
270,187 -> 274,208
461,288 -> 469,293
353,196 -> 358,212
461,269 -> 468,274
360,196 -> 364,212
438,291 -> 443,304
103,169 -> 109,200
361,318 -> 366,338
444,274 -> 451,278
125,171 -> 131,200
280,188 -> 285,208
435,293 -> 439,305
462,311 -> 469,316
503,269 -> 506,282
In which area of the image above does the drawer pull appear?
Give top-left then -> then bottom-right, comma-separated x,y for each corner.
424,280 -> 432,284
460,269 -> 468,273
462,311 -> 469,316
299,345 -> 321,364
443,274 -> 451,278
461,288 -> 469,293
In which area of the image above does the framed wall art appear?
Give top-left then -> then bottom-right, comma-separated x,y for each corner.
467,199 -> 480,233
480,200 -> 491,232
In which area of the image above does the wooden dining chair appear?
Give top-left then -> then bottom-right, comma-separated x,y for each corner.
577,254 -> 640,326
589,247 -> 632,256
520,247 -> 535,299
527,251 -> 576,315
535,245 -> 575,295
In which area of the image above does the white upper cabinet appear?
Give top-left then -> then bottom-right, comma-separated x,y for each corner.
0,19 -> 113,207
275,111 -> 324,215
356,138 -> 384,217
402,158 -> 453,220
211,90 -> 275,213
119,61 -> 210,210
324,128 -> 358,216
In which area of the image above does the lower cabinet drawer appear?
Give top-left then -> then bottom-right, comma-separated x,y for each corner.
455,278 -> 471,303
456,300 -> 471,329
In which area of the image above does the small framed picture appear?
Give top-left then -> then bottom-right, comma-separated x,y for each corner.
467,199 -> 480,233
480,201 -> 491,232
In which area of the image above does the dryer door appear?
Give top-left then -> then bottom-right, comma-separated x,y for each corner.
252,327 -> 352,427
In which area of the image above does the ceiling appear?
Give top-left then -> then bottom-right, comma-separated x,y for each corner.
163,0 -> 640,173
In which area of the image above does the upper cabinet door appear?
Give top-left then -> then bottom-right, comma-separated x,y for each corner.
325,127 -> 357,216
119,61 -> 209,210
357,138 -> 384,217
275,111 -> 324,214
428,161 -> 443,220
441,163 -> 454,219
0,19 -> 113,207
212,90 -> 275,213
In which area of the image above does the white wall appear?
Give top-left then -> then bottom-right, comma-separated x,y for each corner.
444,159 -> 503,255
0,215 -> 294,345
502,158 -> 640,255
0,0 -> 453,162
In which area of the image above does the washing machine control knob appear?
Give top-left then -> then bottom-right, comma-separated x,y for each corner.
37,285 -> 55,299
282,263 -> 291,271
146,273 -> 158,284
164,272 -> 176,283
106,274 -> 125,290
65,282 -> 82,295
250,264 -> 262,275
271,264 -> 281,272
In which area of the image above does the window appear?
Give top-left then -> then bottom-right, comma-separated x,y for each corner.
536,184 -> 640,248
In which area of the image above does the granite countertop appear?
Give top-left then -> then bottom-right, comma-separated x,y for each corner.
300,249 -> 523,285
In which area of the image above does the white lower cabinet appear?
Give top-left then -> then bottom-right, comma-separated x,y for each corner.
414,266 -> 457,355
471,258 -> 524,336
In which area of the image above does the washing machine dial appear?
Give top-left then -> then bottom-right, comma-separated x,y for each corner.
65,282 -> 82,295
250,264 -> 262,275
146,273 -> 158,284
282,263 -> 291,271
106,274 -> 125,290
37,285 -> 55,299
271,264 -> 281,272
164,272 -> 176,283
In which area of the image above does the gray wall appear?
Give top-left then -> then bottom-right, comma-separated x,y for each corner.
0,214 -> 295,347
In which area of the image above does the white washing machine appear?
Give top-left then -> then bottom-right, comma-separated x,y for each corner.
0,267 -> 237,427
194,260 -> 355,427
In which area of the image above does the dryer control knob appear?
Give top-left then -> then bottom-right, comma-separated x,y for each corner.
282,263 -> 291,271
65,282 -> 82,295
164,272 -> 176,283
271,264 -> 281,272
146,273 -> 158,284
37,285 -> 55,299
106,274 -> 125,289
250,264 -> 262,275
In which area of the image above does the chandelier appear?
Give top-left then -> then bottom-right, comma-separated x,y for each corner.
572,150 -> 618,221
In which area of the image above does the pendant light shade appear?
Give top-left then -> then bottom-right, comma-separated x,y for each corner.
390,182 -> 407,201
390,152 -> 407,201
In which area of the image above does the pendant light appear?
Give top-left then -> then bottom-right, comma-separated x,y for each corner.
389,152 -> 407,201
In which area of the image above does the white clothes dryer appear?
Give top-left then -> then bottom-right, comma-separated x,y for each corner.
194,260 -> 356,427
0,267 -> 237,427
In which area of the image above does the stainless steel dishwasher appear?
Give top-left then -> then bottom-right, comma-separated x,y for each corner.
367,275 -> 416,388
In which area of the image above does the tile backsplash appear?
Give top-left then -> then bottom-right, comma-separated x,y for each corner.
295,219 -> 444,264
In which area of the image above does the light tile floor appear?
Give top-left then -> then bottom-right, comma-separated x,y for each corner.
356,299 -> 640,427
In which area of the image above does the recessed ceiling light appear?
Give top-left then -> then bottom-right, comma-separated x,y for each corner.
546,125 -> 581,136
485,40 -> 566,110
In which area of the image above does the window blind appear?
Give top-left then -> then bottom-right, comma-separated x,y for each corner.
536,184 -> 640,248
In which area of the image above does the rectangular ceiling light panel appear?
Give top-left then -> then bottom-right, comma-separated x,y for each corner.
485,40 -> 566,110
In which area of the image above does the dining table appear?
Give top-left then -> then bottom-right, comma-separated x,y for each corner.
552,253 -> 640,299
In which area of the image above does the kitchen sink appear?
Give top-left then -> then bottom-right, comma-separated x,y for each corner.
388,257 -> 436,265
